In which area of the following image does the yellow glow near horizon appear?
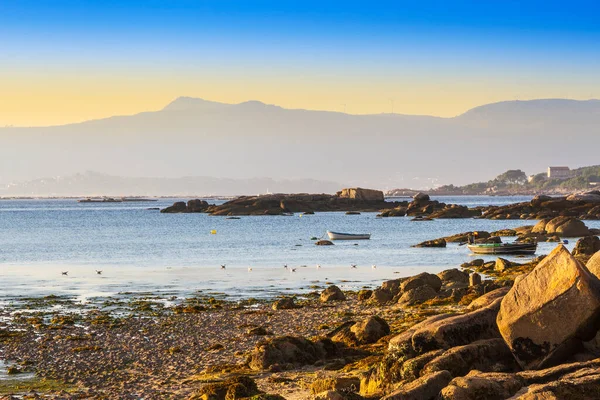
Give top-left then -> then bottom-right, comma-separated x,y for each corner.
0,72 -> 596,127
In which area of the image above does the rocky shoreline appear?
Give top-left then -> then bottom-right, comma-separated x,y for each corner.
2,240 -> 600,399
160,189 -> 600,220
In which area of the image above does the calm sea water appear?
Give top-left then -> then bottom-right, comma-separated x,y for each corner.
1,196 -> 598,301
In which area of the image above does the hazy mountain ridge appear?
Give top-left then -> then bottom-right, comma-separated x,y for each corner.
1,98 -> 599,193
0,172 -> 345,197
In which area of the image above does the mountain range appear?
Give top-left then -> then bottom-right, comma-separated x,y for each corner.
0,172 -> 343,197
1,97 -> 599,195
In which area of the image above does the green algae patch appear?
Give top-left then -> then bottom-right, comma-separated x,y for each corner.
0,377 -> 77,395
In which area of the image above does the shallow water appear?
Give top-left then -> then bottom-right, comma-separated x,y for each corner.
1,196 -> 597,300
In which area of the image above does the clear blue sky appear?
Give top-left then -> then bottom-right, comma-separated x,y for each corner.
1,0 -> 599,125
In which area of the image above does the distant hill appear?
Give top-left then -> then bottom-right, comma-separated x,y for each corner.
0,171 -> 344,197
386,165 -> 600,196
1,97 -> 599,192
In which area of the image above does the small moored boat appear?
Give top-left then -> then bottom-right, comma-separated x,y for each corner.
327,231 -> 371,240
467,242 -> 537,255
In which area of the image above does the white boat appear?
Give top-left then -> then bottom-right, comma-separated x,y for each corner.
327,231 -> 371,240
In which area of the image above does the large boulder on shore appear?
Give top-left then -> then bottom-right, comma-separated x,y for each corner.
572,236 -> 600,262
544,216 -> 590,237
351,316 -> 390,344
532,218 -> 550,234
437,269 -> 469,288
247,336 -> 337,370
333,316 -> 390,346
401,273 -> 442,293
587,251 -> 600,279
380,370 -> 452,400
420,338 -> 518,378
496,245 -> 600,370
398,285 -> 438,306
411,298 -> 503,353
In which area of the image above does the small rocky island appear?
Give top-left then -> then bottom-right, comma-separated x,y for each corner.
161,188 -> 600,220
161,188 -> 398,215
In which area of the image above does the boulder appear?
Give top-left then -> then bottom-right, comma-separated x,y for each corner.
469,273 -> 482,286
531,195 -> 552,205
496,245 -> 600,370
350,316 -> 390,344
437,269 -> 469,285
467,287 -> 510,311
544,216 -> 590,237
413,192 -> 431,204
336,188 -> 384,202
462,259 -> 484,268
572,236 -> 600,261
439,358 -> 600,400
161,201 -> 188,213
363,315 -> 457,394
192,376 -> 260,399
515,368 -> 600,399
316,240 -> 334,246
444,231 -> 490,243
532,219 -> 550,234
379,207 -> 407,217
370,287 -> 394,305
388,314 -> 459,352
516,358 -> 600,384
490,229 -> 517,237
247,336 -> 337,370
357,289 -> 373,301
380,370 -> 452,400
429,205 -> 479,219
398,285 -> 438,306
400,350 -> 445,380
587,251 -> 600,278
514,225 -> 535,236
187,199 -> 210,212
440,371 -> 525,400
272,297 -> 297,310
401,273 -> 443,292
381,278 -> 403,295
421,338 -> 519,377
411,298 -> 503,353
412,239 -> 447,248
321,286 -> 346,302
494,257 -> 512,272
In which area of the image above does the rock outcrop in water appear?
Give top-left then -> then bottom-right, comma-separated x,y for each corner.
378,192 -> 481,219
160,199 -> 211,213
201,188 -> 394,216
482,192 -> 600,220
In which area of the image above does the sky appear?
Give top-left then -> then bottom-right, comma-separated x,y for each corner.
1,0 -> 600,126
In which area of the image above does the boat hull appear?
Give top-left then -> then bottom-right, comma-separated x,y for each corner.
467,243 -> 537,255
327,231 -> 371,240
